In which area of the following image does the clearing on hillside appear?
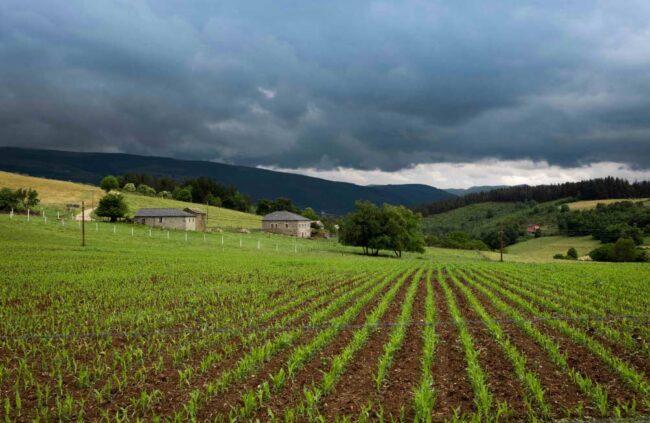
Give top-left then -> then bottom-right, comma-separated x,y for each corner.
568,198 -> 649,210
1,215 -> 649,422
506,235 -> 600,261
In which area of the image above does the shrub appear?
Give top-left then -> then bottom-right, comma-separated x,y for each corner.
589,244 -> 614,262
173,188 -> 192,202
553,254 -> 565,260
157,190 -> 172,199
613,238 -> 637,262
137,184 -> 156,196
122,183 -> 136,192
566,247 -> 578,260
0,188 -> 39,211
100,175 -> 119,193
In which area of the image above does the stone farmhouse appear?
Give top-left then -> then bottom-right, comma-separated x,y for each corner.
134,208 -> 197,231
183,208 -> 207,231
262,211 -> 312,238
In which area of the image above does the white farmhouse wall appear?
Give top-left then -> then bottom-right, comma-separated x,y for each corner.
135,216 -> 196,231
262,220 -> 311,237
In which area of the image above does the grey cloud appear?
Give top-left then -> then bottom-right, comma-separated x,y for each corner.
1,0 -> 650,172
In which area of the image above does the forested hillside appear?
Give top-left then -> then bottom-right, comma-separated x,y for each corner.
417,177 -> 650,215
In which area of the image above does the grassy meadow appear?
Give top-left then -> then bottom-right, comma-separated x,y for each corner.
567,198 -> 649,210
505,235 -> 600,261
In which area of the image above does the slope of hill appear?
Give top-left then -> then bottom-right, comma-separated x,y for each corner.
0,147 -> 455,214
0,171 -> 261,229
444,185 -> 509,196
422,200 -> 563,237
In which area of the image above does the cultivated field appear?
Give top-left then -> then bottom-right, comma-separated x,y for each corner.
1,215 -> 649,422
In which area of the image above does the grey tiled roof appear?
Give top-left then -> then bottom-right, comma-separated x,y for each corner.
262,210 -> 311,221
134,208 -> 194,218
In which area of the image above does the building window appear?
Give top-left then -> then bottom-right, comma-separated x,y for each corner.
159,217 -> 163,223
285,223 -> 289,228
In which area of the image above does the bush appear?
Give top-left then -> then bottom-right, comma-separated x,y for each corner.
566,247 -> 578,260
613,238 -> 637,262
137,184 -> 156,196
100,175 -> 119,193
122,183 -> 136,192
553,253 -> 565,260
173,188 -> 192,202
589,244 -> 614,262
0,188 -> 39,212
96,193 -> 128,222
589,238 -> 647,262
157,190 -> 172,199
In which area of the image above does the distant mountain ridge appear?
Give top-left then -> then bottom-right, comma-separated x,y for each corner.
0,147 -> 455,214
445,185 -> 509,196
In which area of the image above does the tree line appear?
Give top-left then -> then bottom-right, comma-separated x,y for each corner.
417,177 -> 650,215
103,174 -> 253,212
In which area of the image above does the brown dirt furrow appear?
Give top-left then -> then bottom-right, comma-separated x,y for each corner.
199,278 -> 377,420
259,272 -> 409,420
431,277 -> 474,421
318,273 -> 415,420
495,281 -> 650,379
94,277 -> 359,420
375,275 -> 427,420
447,276 -> 528,418
492,282 -> 650,375
458,276 -> 590,419
475,278 -> 644,411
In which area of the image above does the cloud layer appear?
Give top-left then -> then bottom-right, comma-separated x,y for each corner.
1,1 -> 650,177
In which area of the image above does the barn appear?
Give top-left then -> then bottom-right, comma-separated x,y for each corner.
262,211 -> 312,238
134,208 -> 197,231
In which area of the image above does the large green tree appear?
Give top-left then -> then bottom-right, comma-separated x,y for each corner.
96,193 -> 128,222
339,201 -> 425,257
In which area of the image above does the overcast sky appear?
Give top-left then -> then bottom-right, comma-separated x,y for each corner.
2,1 -> 650,188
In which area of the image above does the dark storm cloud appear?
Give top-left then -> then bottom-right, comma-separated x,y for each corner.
1,0 -> 650,171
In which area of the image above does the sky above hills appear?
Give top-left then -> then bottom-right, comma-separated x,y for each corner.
2,1 -> 650,188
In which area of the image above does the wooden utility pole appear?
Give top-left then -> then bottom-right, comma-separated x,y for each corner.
205,201 -> 209,232
81,201 -> 86,247
499,223 -> 504,262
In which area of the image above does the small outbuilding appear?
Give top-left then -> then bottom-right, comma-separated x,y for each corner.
527,224 -> 541,234
262,211 -> 312,238
183,208 -> 207,231
134,208 -> 197,231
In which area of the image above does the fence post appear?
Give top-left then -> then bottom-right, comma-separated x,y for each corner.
113,225 -> 116,234
27,209 -> 30,222
9,208 -> 13,219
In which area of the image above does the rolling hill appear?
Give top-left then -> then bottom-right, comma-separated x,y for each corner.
0,147 -> 454,214
0,171 -> 262,229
